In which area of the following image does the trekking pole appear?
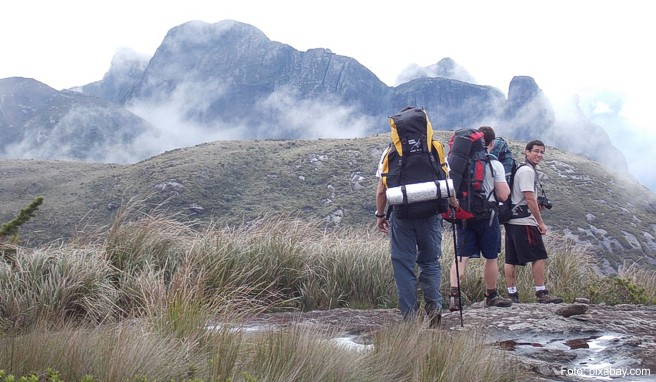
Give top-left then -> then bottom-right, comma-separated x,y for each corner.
450,208 -> 464,327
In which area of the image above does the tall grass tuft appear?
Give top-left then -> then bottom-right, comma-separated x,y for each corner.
103,201 -> 194,277
244,325 -> 369,382
542,235 -> 599,301
198,216 -> 311,310
363,321 -> 520,381
618,262 -> 656,304
0,322 -> 207,381
0,245 -> 119,332
299,226 -> 396,310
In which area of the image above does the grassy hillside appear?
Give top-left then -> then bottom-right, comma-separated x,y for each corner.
1,131 -> 655,271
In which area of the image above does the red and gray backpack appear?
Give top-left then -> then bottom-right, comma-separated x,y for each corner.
442,128 -> 496,222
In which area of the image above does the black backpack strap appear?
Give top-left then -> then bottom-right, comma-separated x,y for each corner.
427,146 -> 442,180
398,138 -> 408,184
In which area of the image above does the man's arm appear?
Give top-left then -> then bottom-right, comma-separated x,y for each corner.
523,190 -> 547,234
493,161 -> 510,201
495,181 -> 510,202
376,179 -> 389,233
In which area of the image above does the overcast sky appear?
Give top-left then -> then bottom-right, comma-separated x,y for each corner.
2,1 -> 654,188
0,1 -> 649,99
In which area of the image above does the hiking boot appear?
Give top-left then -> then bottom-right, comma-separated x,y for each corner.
449,295 -> 460,312
509,292 -> 520,303
485,294 -> 512,308
536,290 -> 563,304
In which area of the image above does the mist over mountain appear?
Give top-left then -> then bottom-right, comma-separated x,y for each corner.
395,57 -> 477,85
0,77 -> 155,163
575,91 -> 656,197
75,48 -> 150,105
0,19 -> 647,191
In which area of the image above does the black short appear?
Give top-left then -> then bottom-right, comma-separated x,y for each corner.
504,224 -> 548,266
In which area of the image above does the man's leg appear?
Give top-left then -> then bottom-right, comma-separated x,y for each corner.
523,227 -> 562,303
479,216 -> 502,291
484,259 -> 498,290
531,259 -> 546,287
485,259 -> 512,307
450,221 -> 469,289
449,257 -> 469,288
478,217 -> 511,307
449,256 -> 468,311
416,215 -> 443,315
504,224 -> 520,301
504,263 -> 516,288
389,215 -> 419,319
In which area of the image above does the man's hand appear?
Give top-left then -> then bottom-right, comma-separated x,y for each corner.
377,217 -> 389,234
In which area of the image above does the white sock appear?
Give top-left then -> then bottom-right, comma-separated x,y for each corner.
507,287 -> 517,294
535,285 -> 546,292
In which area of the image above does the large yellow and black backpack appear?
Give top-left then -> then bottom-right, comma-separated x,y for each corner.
380,106 -> 450,220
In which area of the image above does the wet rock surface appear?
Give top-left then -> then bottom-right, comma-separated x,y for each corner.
451,303 -> 656,381
239,303 -> 656,381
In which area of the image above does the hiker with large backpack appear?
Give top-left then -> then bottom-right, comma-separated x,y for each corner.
375,106 -> 456,328
443,126 -> 513,311
503,140 -> 563,304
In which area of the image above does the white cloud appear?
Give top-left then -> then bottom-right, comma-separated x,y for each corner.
256,88 -> 375,139
592,101 -> 612,115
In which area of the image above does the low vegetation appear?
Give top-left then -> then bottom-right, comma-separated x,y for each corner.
1,202 -> 654,381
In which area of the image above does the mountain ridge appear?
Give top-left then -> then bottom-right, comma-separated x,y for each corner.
0,20 -> 633,186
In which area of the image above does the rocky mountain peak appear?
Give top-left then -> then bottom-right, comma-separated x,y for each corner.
502,75 -> 556,141
507,75 -> 541,105
73,48 -> 149,104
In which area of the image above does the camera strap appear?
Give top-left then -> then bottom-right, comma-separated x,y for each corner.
533,166 -> 547,199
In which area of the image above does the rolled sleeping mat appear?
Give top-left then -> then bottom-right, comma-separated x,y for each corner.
386,179 -> 455,205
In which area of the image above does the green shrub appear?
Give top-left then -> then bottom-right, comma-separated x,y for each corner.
587,276 -> 650,305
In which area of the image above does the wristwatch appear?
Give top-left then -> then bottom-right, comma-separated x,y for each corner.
375,211 -> 385,218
